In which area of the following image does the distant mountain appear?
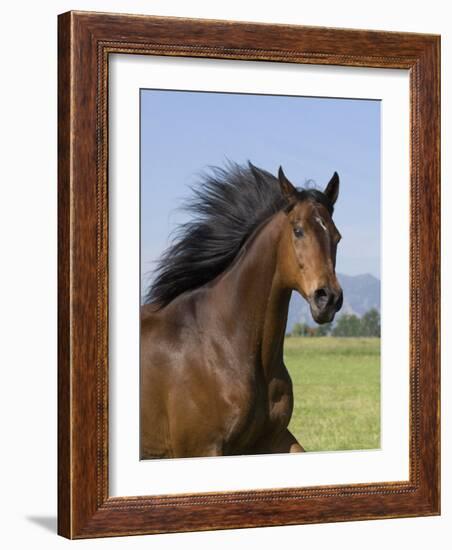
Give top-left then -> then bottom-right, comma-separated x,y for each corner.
286,273 -> 380,333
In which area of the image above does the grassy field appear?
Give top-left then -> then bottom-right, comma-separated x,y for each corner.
285,337 -> 380,452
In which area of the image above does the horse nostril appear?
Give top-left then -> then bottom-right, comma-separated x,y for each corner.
313,288 -> 342,310
313,288 -> 329,309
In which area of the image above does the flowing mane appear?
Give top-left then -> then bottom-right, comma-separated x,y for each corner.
144,162 -> 334,307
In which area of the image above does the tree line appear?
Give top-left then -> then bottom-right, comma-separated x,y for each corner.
288,308 -> 380,338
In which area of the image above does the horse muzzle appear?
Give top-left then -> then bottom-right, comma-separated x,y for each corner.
309,287 -> 343,324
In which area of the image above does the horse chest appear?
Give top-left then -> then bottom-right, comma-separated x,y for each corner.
266,376 -> 294,430
221,368 -> 293,452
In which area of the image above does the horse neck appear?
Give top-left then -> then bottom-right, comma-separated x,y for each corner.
212,211 -> 291,377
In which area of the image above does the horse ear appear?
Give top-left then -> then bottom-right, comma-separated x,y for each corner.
324,172 -> 340,205
278,166 -> 298,199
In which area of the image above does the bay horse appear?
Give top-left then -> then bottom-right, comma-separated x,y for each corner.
141,163 -> 343,458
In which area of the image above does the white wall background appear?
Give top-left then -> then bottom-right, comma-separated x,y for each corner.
0,1 -> 449,548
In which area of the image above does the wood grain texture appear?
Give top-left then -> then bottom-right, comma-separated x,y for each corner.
57,10 -> 72,538
57,10 -> 440,539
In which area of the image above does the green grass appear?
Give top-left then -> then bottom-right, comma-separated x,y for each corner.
285,337 -> 380,452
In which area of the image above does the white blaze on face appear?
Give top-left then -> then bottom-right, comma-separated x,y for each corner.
315,216 -> 328,233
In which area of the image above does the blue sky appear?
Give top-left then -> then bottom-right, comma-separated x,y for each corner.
141,89 -> 380,294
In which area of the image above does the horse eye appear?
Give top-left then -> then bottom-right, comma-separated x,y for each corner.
293,227 -> 304,238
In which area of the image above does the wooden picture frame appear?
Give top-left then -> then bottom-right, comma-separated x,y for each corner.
58,11 -> 440,539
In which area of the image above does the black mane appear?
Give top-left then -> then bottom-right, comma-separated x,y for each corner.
144,162 -> 333,307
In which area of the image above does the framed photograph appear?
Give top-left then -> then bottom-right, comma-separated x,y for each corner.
58,11 -> 440,538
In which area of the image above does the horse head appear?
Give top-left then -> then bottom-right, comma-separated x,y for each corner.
277,168 -> 343,324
